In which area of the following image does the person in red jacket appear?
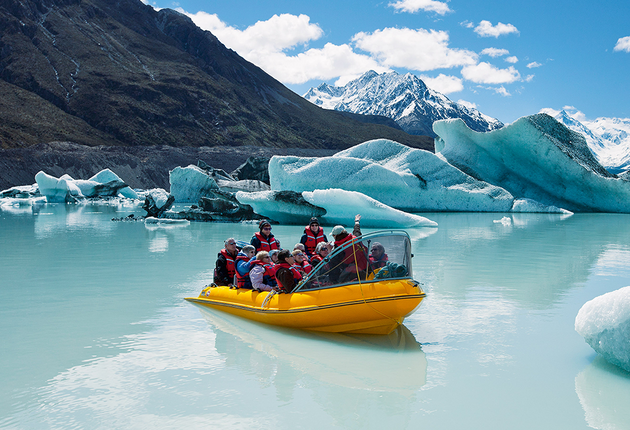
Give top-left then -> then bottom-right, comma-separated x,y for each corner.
310,242 -> 331,267
249,251 -> 278,292
250,220 -> 281,253
369,242 -> 389,269
292,249 -> 313,275
300,217 -> 328,258
328,214 -> 368,284
214,237 -> 238,286
274,249 -> 303,293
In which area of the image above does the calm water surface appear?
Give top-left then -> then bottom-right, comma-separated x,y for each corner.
1,202 -> 630,429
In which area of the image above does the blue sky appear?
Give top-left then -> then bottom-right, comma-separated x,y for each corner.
146,0 -> 630,124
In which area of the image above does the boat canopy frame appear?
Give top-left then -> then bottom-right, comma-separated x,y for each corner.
293,229 -> 414,293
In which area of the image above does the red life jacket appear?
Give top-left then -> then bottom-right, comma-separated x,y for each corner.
253,232 -> 280,253
295,259 -> 312,274
310,255 -> 323,266
219,248 -> 236,279
369,254 -> 389,269
250,259 -> 277,287
334,234 -> 368,272
234,254 -> 253,289
303,226 -> 326,255
274,262 -> 302,291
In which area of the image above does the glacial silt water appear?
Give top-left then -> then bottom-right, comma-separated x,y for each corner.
1,203 -> 630,429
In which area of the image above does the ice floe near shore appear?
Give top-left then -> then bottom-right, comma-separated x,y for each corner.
575,286 -> 630,372
34,170 -> 132,203
434,114 -> 630,212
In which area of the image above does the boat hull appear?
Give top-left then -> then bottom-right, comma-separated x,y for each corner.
185,279 -> 425,335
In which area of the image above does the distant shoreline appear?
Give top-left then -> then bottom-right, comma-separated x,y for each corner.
0,142 -> 338,191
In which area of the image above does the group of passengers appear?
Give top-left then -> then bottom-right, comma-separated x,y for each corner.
214,214 -> 388,293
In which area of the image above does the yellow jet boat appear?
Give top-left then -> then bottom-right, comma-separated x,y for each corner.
185,230 -> 426,335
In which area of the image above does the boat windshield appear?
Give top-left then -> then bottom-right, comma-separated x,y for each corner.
294,230 -> 413,292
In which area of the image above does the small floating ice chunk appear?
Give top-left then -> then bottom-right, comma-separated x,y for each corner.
575,286 -> 630,373
493,216 -> 512,226
145,217 -> 190,226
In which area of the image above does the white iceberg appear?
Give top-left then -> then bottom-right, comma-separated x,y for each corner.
170,165 -> 270,203
169,165 -> 219,203
269,139 -> 514,212
89,169 -> 138,199
303,189 -> 437,228
236,189 -> 437,228
35,171 -> 84,203
35,170 -> 133,203
510,198 -> 573,214
434,114 -> 630,212
575,286 -> 630,372
235,190 -> 326,224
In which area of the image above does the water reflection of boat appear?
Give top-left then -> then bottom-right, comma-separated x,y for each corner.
198,305 -> 427,392
186,230 -> 426,334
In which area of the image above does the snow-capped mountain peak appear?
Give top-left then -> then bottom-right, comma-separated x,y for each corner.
544,108 -> 630,173
303,71 -> 503,137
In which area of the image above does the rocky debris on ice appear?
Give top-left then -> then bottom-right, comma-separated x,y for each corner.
575,286 -> 630,373
230,157 -> 271,184
434,114 -> 630,212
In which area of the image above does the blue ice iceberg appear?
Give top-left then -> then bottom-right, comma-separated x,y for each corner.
575,286 -> 630,372
270,139 -> 514,212
35,170 -> 131,203
170,165 -> 270,203
236,188 -> 438,228
434,114 -> 630,212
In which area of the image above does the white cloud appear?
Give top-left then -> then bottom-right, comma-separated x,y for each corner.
488,86 -> 511,96
505,56 -> 518,63
527,61 -> 542,68
462,62 -> 521,84
524,74 -> 534,82
420,74 -> 464,94
460,21 -> 474,29
178,11 -> 385,84
474,20 -> 519,38
614,36 -> 630,53
457,99 -> 477,110
352,28 -> 478,71
481,48 -> 509,57
389,0 -> 451,15
257,43 -> 387,84
181,11 -> 323,54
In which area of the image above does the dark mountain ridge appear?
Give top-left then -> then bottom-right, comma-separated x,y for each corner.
0,0 -> 431,153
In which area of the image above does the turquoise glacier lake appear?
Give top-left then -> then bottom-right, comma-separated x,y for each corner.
1,202 -> 630,429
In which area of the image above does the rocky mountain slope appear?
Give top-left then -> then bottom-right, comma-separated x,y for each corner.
304,71 -> 503,138
0,0 -> 431,154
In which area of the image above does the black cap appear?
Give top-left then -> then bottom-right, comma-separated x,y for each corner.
309,217 -> 319,226
259,219 -> 271,230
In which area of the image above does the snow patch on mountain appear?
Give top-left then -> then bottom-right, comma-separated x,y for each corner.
303,71 -> 503,137
541,108 -> 630,174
